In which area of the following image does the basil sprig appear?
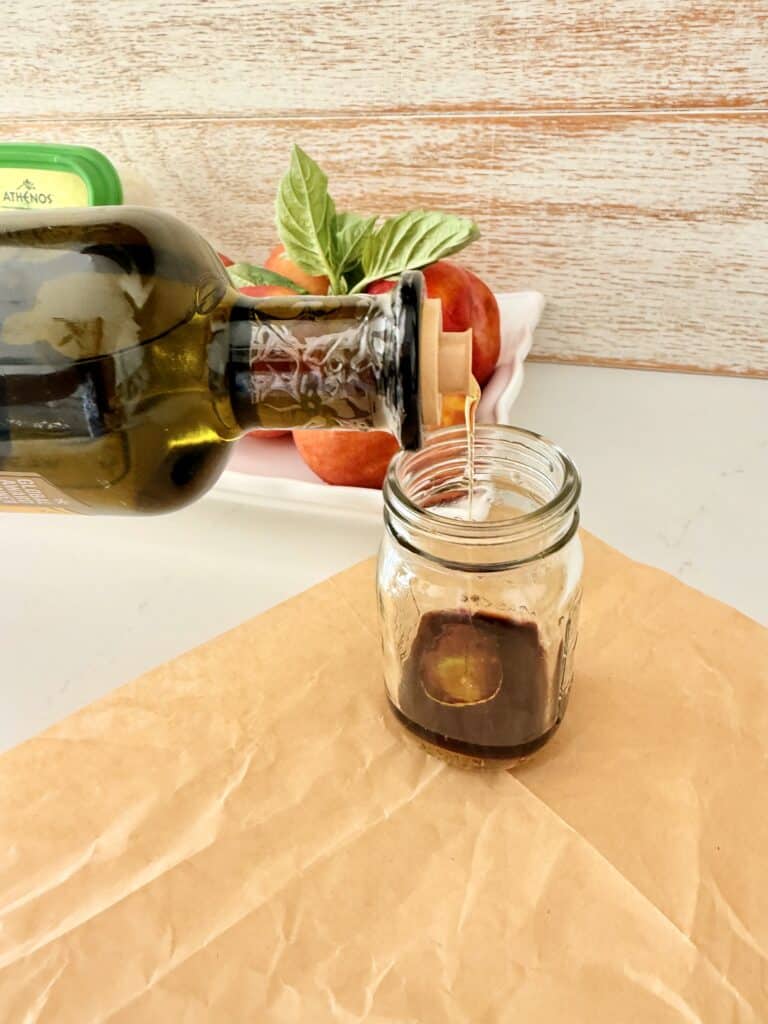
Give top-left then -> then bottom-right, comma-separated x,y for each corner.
275,145 -> 479,295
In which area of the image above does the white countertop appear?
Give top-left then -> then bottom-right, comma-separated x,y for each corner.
513,363 -> 767,625
2,363 -> 766,752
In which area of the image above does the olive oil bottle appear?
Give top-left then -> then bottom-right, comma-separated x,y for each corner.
0,207 -> 471,515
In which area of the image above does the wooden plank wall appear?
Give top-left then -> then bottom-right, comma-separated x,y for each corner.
1,1 -> 766,376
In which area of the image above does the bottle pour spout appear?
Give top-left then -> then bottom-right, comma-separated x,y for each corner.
419,297 -> 473,429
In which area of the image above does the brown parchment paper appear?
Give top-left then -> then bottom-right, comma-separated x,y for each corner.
0,533 -> 766,1022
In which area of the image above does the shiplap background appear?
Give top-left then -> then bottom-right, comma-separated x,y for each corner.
2,0 -> 766,376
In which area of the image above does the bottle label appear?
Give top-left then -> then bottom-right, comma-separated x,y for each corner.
0,168 -> 89,210
0,472 -> 79,513
247,311 -> 390,430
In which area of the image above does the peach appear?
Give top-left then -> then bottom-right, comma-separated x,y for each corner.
293,430 -> 399,489
265,243 -> 330,296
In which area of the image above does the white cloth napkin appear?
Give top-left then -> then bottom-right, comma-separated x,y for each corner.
477,291 -> 546,425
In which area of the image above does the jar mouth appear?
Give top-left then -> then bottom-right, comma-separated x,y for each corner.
384,424 -> 581,551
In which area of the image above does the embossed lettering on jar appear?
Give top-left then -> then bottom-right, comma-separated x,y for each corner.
378,425 -> 583,769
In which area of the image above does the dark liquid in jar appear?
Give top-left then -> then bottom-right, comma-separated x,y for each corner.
390,610 -> 561,766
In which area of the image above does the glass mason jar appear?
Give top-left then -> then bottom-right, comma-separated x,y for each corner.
378,424 -> 583,769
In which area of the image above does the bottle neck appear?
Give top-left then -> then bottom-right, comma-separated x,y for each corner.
227,275 -> 423,448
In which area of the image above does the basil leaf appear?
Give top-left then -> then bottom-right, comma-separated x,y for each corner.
333,212 -> 377,274
340,260 -> 367,294
351,211 -> 480,293
276,145 -> 338,289
228,263 -> 308,294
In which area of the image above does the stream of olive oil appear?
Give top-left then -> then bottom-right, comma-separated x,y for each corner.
464,377 -> 481,520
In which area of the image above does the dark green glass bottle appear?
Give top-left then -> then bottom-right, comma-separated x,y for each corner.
0,207 -> 432,515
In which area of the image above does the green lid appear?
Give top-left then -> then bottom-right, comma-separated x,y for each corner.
0,143 -> 123,210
